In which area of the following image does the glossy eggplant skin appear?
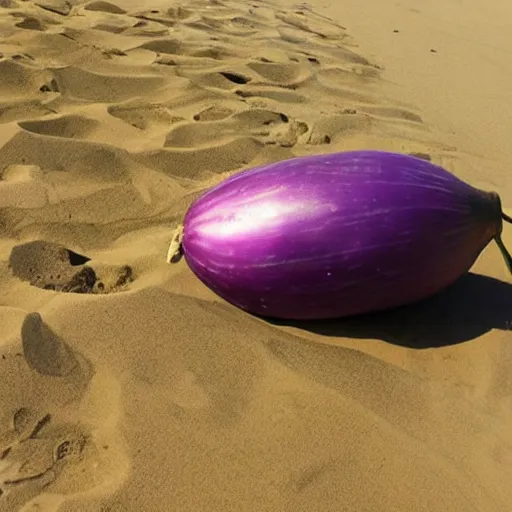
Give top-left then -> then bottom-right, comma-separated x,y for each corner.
181,150 -> 501,320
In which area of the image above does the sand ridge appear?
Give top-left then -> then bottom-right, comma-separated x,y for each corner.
1,0 -> 512,510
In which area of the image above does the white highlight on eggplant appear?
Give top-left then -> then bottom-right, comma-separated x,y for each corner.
194,186 -> 289,223
197,200 -> 316,239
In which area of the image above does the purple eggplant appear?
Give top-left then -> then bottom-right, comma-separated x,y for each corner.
168,150 -> 511,320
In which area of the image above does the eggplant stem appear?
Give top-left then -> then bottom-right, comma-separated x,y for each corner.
495,235 -> 512,274
166,225 -> 184,264
503,212 -> 512,224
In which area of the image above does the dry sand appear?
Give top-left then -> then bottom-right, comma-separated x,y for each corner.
1,0 -> 512,510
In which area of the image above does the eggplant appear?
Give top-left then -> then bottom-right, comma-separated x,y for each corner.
167,150 -> 511,320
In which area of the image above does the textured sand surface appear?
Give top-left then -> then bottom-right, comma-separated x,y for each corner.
1,0 -> 512,510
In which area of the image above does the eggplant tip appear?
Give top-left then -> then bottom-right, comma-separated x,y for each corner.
495,235 -> 512,275
166,225 -> 184,264
497,206 -> 512,274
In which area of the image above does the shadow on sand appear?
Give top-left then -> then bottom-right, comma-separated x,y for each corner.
268,273 -> 512,349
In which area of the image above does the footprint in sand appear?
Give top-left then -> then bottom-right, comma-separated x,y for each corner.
50,67 -> 166,103
123,19 -> 169,37
166,5 -> 193,21
19,115 -> 100,139
234,86 -> 307,104
13,16 -> 47,31
246,60 -> 310,87
180,69 -> 252,92
0,313 -> 127,508
92,17 -> 132,35
0,59 -> 55,100
8,240 -> 133,294
21,312 -> 79,377
193,105 -> 234,122
176,60 -> 312,95
131,10 -> 177,29
35,0 -> 72,17
308,113 -> 373,145
108,102 -> 184,130
83,1 -> 126,14
138,38 -> 185,55
165,108 -> 308,148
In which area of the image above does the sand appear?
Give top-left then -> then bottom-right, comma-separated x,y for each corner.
0,0 -> 511,510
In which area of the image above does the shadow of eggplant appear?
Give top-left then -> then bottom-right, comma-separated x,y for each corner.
267,273 -> 512,348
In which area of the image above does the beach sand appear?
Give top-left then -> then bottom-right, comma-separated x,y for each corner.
1,0 -> 512,510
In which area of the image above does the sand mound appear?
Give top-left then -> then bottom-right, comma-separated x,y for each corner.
1,0 -> 511,510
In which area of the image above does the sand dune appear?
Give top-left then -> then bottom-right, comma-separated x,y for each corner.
1,0 -> 511,510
